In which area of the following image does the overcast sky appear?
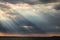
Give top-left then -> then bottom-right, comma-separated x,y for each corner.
0,0 -> 60,34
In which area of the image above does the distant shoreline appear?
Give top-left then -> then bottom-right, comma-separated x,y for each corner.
0,32 -> 60,37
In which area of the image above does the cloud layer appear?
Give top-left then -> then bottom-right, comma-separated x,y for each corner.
0,0 -> 60,34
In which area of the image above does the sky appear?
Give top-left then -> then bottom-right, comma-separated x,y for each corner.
0,0 -> 60,34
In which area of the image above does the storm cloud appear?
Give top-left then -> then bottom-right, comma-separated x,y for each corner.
0,0 -> 60,34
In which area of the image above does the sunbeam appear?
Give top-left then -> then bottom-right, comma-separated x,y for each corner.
0,2 -> 60,34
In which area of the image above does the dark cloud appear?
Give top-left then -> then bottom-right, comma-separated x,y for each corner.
54,4 -> 60,10
1,0 -> 40,4
39,0 -> 59,3
1,0 -> 60,4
